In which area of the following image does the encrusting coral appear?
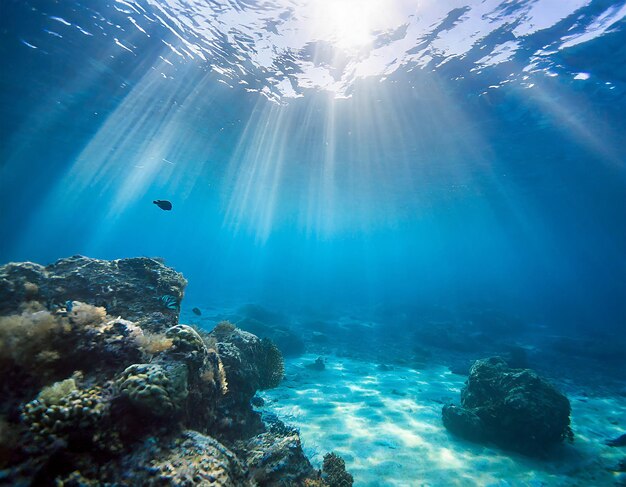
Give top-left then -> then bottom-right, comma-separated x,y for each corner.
20,376 -> 121,454
0,256 -> 348,486
165,324 -> 209,365
116,363 -> 188,418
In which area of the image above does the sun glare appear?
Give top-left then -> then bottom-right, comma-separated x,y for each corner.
327,0 -> 373,48
314,0 -> 389,50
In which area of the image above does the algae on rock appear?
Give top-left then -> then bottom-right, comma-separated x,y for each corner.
442,356 -> 572,454
0,256 -> 331,486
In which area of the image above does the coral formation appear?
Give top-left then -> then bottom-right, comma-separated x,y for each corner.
322,452 -> 354,487
0,256 -> 186,331
165,324 -> 208,365
238,429 -> 317,484
0,303 -> 144,411
258,338 -> 285,390
442,356 -> 572,454
211,320 -> 236,340
136,332 -> 174,355
21,380 -> 114,451
116,363 -> 188,418
119,430 -> 251,486
0,257 -> 338,486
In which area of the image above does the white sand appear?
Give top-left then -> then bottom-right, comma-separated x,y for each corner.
260,354 -> 626,486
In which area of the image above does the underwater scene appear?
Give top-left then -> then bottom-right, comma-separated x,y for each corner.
1,0 -> 626,485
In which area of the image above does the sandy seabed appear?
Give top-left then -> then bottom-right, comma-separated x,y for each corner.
260,354 -> 626,487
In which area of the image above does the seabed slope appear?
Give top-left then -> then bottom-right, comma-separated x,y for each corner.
261,354 -> 626,486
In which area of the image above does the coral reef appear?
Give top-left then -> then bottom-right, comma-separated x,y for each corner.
0,255 -> 186,332
210,324 -> 284,400
0,257 -> 340,486
442,356 -> 572,454
165,324 -> 209,366
0,301 -> 145,416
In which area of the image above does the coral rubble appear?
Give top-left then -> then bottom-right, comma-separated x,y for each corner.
0,256 -> 348,485
442,356 -> 572,454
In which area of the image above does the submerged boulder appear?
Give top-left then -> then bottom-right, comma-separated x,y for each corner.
441,404 -> 486,442
237,430 -> 317,485
233,304 -> 306,357
442,356 -> 572,454
115,430 -> 251,486
207,322 -> 285,440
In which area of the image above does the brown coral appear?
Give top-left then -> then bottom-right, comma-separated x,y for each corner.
136,333 -> 174,356
0,308 -> 64,374
21,379 -> 117,452
67,302 -> 107,327
212,320 -> 236,340
116,363 -> 188,417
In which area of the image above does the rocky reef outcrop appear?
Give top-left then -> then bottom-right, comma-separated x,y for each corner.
0,256 -> 349,485
0,255 -> 186,332
442,356 -> 572,455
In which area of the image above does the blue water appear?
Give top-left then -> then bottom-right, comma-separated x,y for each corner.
1,1 -> 625,332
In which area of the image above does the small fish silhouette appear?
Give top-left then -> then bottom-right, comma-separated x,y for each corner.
153,200 -> 172,211
192,307 -> 202,316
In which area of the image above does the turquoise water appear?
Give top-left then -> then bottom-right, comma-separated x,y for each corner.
1,1 -> 626,483
2,0 -> 625,328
